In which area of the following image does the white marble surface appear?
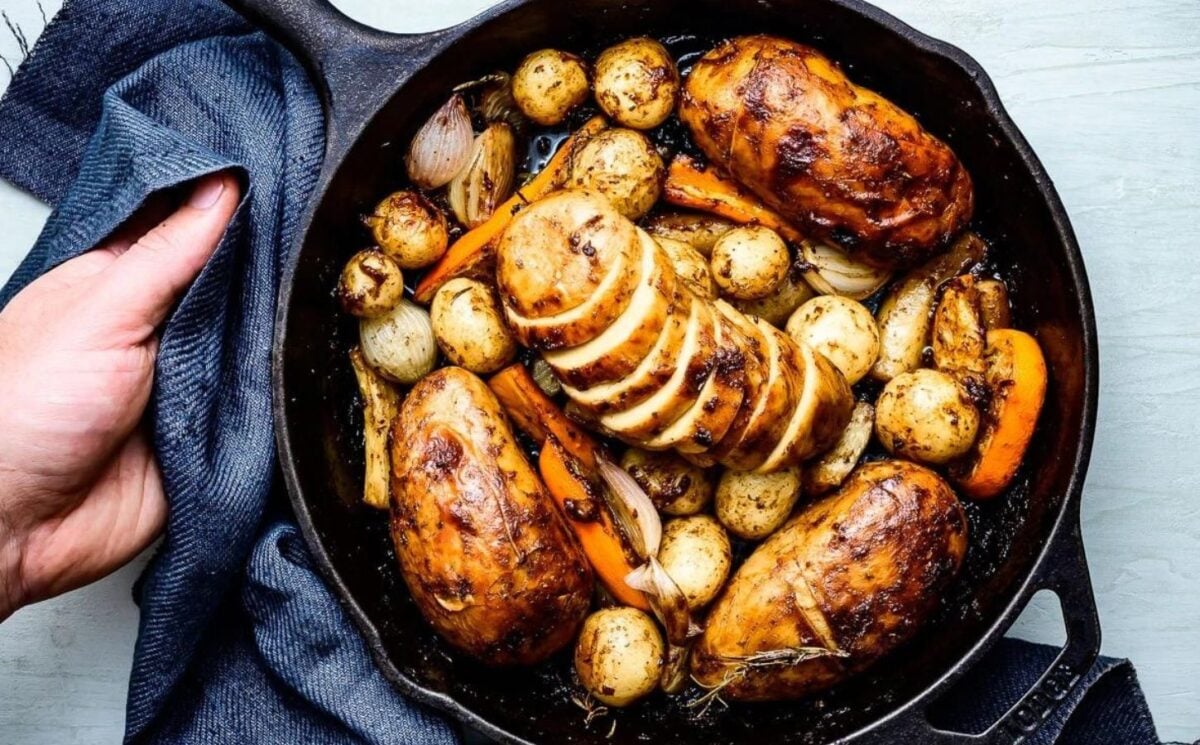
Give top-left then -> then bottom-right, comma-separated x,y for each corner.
1,0 -> 1198,742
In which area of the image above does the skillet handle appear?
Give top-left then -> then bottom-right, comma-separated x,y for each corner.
221,0 -> 456,162
866,515 -> 1101,744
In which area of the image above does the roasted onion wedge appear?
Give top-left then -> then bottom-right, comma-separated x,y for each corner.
545,230 -> 679,388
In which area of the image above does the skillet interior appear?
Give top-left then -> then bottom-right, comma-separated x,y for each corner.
276,1 -> 1094,742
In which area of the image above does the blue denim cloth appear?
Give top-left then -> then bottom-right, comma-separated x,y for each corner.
0,0 -> 1170,743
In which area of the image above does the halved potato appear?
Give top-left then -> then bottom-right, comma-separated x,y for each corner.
599,298 -> 719,440
644,306 -> 749,453
545,230 -> 678,388
757,340 -> 854,473
562,285 -> 692,414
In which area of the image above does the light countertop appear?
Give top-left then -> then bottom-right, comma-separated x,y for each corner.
1,0 -> 1197,741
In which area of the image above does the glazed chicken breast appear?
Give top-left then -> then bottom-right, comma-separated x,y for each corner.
679,35 -> 973,268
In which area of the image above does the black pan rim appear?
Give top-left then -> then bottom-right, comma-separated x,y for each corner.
269,1 -> 1100,742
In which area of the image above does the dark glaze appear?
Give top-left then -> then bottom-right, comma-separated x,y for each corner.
691,460 -> 967,700
390,367 -> 593,665
679,35 -> 974,269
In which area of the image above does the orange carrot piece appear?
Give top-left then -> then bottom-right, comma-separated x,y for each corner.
487,363 -> 597,468
413,116 -> 608,303
540,441 -> 650,610
663,154 -> 806,243
954,329 -> 1048,499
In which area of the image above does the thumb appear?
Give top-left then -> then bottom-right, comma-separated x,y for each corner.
94,171 -> 241,339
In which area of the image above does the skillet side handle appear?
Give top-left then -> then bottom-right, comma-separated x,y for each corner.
859,514 -> 1101,745
221,0 -> 452,162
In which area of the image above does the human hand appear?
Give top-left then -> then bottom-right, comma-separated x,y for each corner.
0,172 -> 240,620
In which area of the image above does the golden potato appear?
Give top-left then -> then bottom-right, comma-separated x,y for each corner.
337,248 -> 404,318
363,191 -> 448,270
644,211 -> 734,256
658,515 -> 731,610
786,296 -> 880,385
430,278 -> 516,374
731,270 -> 815,327
566,128 -> 664,220
691,460 -> 968,700
359,299 -> 437,384
710,226 -> 790,301
593,37 -> 680,130
574,607 -> 665,707
511,49 -> 590,126
715,466 -> 802,540
876,368 -> 980,464
656,236 -> 716,298
620,448 -> 714,516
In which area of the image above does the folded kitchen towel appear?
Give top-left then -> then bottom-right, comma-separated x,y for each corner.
0,0 -> 1171,743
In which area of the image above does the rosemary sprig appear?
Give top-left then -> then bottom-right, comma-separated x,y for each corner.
687,645 -> 849,716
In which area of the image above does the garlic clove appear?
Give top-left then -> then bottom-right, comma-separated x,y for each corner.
405,94 -> 474,190
448,122 -> 517,228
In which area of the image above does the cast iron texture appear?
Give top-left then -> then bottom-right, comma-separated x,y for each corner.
223,0 -> 1101,742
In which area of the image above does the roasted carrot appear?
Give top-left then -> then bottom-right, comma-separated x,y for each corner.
663,154 -> 805,243
540,441 -> 650,610
953,329 -> 1048,499
413,116 -> 608,303
487,363 -> 597,468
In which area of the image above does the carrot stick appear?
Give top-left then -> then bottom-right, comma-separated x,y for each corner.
663,155 -> 806,243
487,363 -> 597,468
953,329 -> 1048,499
413,116 -> 608,303
540,441 -> 650,610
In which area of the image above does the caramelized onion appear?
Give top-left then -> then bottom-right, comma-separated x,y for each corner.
405,94 -> 473,190
598,457 -> 662,558
801,240 -> 893,300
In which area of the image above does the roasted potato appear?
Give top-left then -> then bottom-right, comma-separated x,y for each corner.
567,128 -> 665,220
363,190 -> 448,269
338,249 -> 405,318
644,211 -> 735,256
593,37 -> 680,130
430,278 -> 516,374
620,448 -> 714,516
658,515 -> 732,609
656,236 -> 716,299
680,35 -> 973,268
390,368 -> 593,665
359,299 -> 438,384
872,232 -> 987,382
349,347 -> 401,509
710,225 -> 790,301
715,466 -> 803,540
876,368 -> 980,464
731,269 -> 815,327
691,460 -> 968,700
786,296 -> 880,385
512,49 -> 590,126
575,607 -> 665,707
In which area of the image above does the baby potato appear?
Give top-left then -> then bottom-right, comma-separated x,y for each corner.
620,448 -> 714,516
658,515 -> 732,610
593,37 -> 680,130
876,368 -> 981,464
732,270 -> 816,327
337,249 -> 404,318
511,49 -> 590,126
656,236 -> 716,298
567,128 -> 664,220
363,190 -> 448,269
786,296 -> 881,384
644,211 -> 734,257
711,226 -> 790,301
574,607 -> 665,707
430,278 -> 516,374
715,466 -> 803,540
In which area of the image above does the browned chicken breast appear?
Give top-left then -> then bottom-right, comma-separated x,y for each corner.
390,367 -> 593,665
497,190 -> 852,471
679,35 -> 973,268
691,460 -> 967,699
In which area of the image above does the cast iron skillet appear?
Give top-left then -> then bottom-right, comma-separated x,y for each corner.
222,0 -> 1101,742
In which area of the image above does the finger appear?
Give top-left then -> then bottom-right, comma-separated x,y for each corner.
93,171 -> 241,337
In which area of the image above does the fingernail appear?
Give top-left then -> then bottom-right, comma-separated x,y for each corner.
187,175 -> 225,209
